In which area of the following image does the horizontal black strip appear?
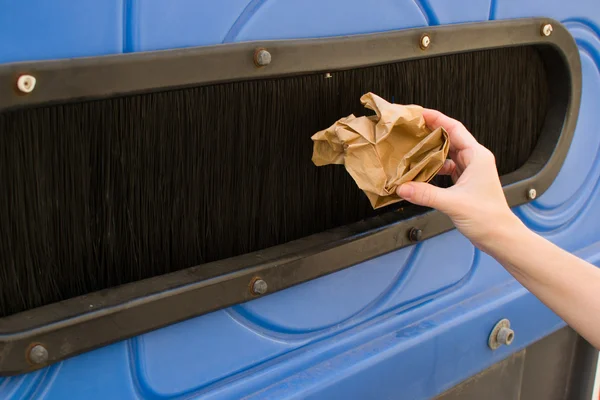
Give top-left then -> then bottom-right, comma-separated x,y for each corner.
0,17 -> 581,375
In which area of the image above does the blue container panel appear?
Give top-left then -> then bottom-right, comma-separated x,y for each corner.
125,0 -> 251,52
0,0 -> 123,64
0,0 -> 598,398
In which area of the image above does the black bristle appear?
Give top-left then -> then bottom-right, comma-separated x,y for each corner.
0,46 -> 548,316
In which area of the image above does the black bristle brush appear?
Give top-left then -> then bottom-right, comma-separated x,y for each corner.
0,46 -> 549,317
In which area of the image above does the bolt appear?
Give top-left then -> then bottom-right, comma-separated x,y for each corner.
541,23 -> 553,37
527,188 -> 537,200
251,278 -> 268,295
420,34 -> 431,50
254,49 -> 271,67
16,74 -> 36,94
497,327 -> 515,346
409,228 -> 422,242
28,344 -> 48,364
488,319 -> 515,350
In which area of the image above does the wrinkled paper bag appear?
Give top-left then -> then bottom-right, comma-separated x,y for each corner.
311,92 -> 450,209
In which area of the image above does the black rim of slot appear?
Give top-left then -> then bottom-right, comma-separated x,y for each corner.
0,17 -> 581,375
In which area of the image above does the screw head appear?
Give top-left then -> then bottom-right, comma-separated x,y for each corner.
251,278 -> 268,295
16,74 -> 36,94
488,319 -> 514,350
254,49 -> 272,67
324,72 -> 333,79
542,23 -> 553,37
409,228 -> 422,242
28,344 -> 48,364
420,34 -> 431,49
527,188 -> 537,200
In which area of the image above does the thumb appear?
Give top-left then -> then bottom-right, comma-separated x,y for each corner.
396,182 -> 452,212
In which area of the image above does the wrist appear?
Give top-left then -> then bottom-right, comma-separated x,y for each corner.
478,212 -> 530,259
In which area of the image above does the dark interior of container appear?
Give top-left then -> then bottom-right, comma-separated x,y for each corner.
0,45 -> 549,317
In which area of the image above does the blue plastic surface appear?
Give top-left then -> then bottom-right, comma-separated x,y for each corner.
0,0 -> 599,398
126,0 -> 252,52
0,0 -> 123,64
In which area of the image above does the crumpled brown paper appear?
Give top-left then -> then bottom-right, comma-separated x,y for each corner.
311,92 -> 449,209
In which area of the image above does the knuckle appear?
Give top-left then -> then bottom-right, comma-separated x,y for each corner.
448,161 -> 457,175
419,186 -> 437,207
456,121 -> 467,132
429,190 -> 439,208
418,187 -> 429,205
479,146 -> 496,163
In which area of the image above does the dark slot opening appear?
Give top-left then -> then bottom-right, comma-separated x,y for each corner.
0,45 -> 549,317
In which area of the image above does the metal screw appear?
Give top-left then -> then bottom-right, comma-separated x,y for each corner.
527,188 -> 537,200
28,344 -> 48,364
251,278 -> 268,295
420,34 -> 431,50
409,227 -> 422,242
541,23 -> 553,37
254,49 -> 271,67
488,319 -> 515,350
16,74 -> 36,94
324,72 -> 332,79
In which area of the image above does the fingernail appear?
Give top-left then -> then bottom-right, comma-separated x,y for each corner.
397,184 -> 414,199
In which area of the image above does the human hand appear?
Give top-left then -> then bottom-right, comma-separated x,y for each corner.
396,109 -> 524,252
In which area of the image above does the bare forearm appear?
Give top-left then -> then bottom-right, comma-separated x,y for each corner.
485,218 -> 600,350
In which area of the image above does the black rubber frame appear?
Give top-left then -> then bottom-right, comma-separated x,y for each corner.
0,17 -> 581,375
